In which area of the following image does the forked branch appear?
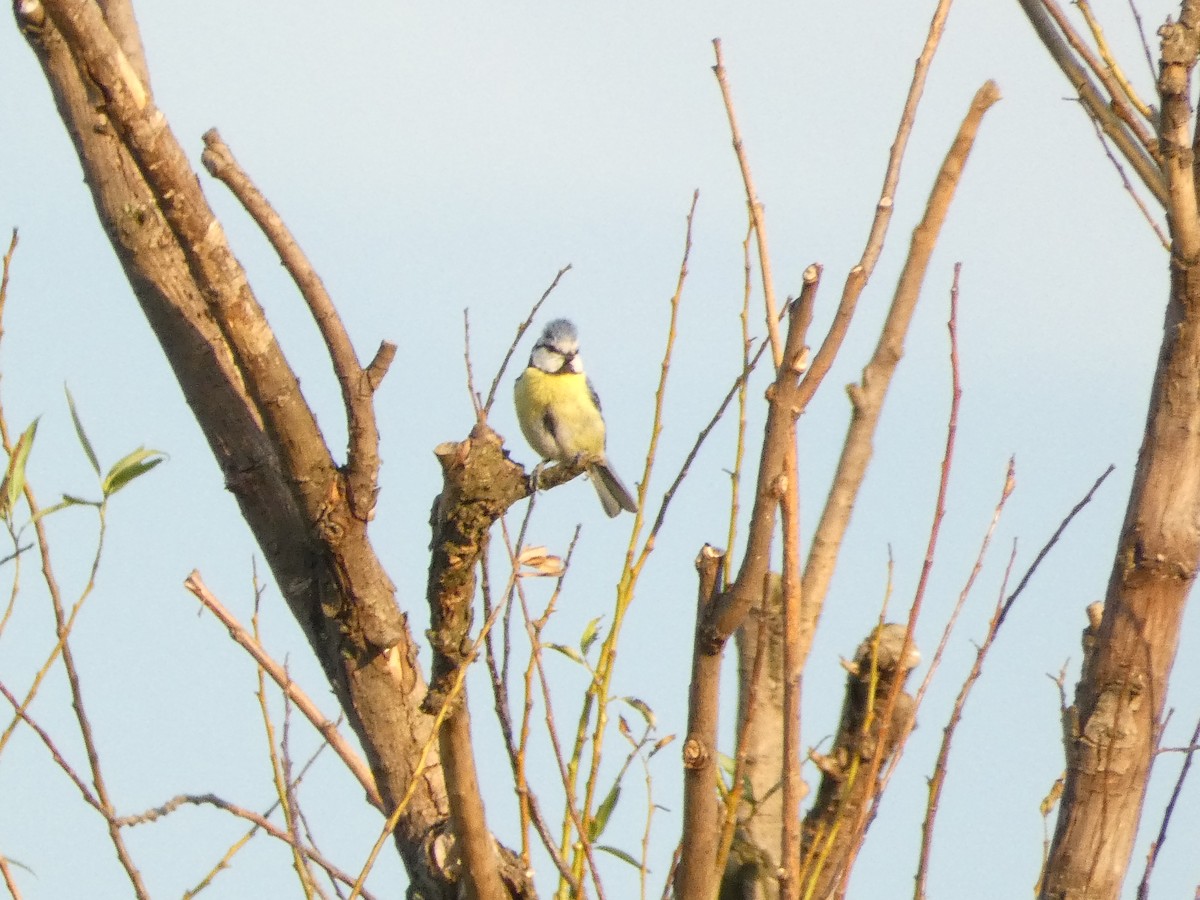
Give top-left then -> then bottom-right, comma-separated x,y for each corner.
201,129 -> 394,520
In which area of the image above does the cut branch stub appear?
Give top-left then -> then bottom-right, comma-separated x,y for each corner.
674,544 -> 728,900
425,423 -> 529,708
798,624 -> 921,899
425,423 -> 533,900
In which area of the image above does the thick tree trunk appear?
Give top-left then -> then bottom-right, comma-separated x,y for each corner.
13,2 -> 465,894
1039,12 -> 1200,898
1040,258 -> 1200,899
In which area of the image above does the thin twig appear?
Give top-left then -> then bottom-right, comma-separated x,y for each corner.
484,265 -> 573,414
1124,0 -> 1156,86
0,231 -> 20,647
117,794 -> 375,900
1014,0 -> 1166,205
1075,0 -> 1154,119
625,190 -> 700,571
632,731 -> 670,900
1037,0 -> 1157,151
914,542 -> 1018,900
183,571 -> 383,810
1084,111 -> 1170,250
913,456 -> 1015,715
570,191 -> 699,897
463,310 -> 484,420
858,0 -> 958,276
0,853 -> 21,900
525,580 -> 608,900
724,222 -> 756,587
794,0 -> 961,623
802,82 -> 999,665
0,230 -> 17,343
841,261 -> 968,895
0,679 -> 101,810
252,589 -> 314,900
996,465 -> 1114,628
23,483 -> 146,897
485,517 -> 583,894
646,341 -> 768,549
200,129 -> 389,519
712,42 -> 783,369
185,734 -> 337,896
1136,712 -> 1200,898
914,465 -> 1113,897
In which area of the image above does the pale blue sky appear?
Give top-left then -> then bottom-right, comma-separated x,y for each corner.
1,3 -> 1194,898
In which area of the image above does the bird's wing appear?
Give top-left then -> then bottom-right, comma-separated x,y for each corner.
586,377 -> 603,413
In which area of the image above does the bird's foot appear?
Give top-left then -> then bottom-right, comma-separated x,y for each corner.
527,461 -> 547,494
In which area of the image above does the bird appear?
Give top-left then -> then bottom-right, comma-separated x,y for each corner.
513,318 -> 638,517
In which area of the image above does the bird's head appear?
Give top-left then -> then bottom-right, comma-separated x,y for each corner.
530,318 -> 584,374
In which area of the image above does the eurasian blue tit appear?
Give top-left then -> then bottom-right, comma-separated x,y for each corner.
513,319 -> 638,517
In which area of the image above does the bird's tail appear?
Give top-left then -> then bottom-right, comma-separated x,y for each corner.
588,462 -> 638,518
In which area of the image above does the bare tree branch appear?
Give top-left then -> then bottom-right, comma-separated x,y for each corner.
801,81 -> 1000,661
674,545 -> 726,900
200,128 -> 392,520
14,6 -> 458,891
1014,0 -> 1166,205
712,42 -> 783,369
116,793 -> 377,899
1137,712 -> 1200,898
184,571 -> 383,811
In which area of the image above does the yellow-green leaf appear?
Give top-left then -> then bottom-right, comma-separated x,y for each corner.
596,845 -> 640,869
579,616 -> 603,655
589,783 -> 621,841
65,386 -> 100,476
544,643 -> 585,666
0,419 -> 38,521
102,448 -> 166,497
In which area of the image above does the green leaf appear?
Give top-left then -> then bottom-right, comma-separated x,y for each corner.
579,616 -> 603,656
588,783 -> 621,841
596,845 -> 640,869
647,733 -> 676,759
65,386 -> 100,476
101,448 -> 166,497
0,419 -> 38,521
620,695 -> 656,729
544,642 -> 585,666
717,751 -> 738,777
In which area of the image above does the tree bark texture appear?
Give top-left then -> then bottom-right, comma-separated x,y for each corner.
733,573 -> 785,900
798,625 -> 918,900
1040,11 -> 1200,898
426,429 -> 532,900
13,3 -> 473,894
1041,262 -> 1200,899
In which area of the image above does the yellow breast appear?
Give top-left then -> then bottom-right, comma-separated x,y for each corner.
514,367 -> 607,462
